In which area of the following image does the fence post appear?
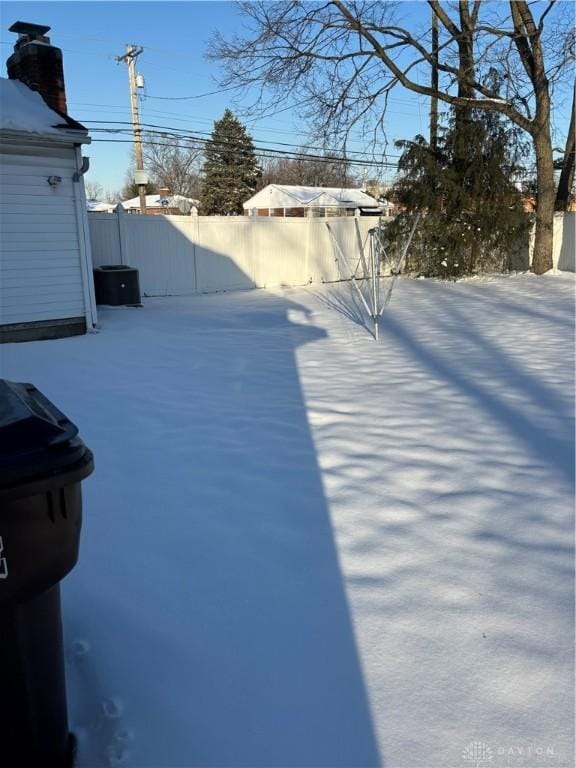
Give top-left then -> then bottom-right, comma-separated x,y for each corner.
117,209 -> 128,266
192,215 -> 199,292
248,216 -> 257,287
305,213 -> 311,283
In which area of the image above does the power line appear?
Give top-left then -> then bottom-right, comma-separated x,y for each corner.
72,101 -> 411,145
89,133 -> 538,172
85,120 -> 538,171
144,85 -> 241,100
81,118 -> 402,160
89,135 -> 401,169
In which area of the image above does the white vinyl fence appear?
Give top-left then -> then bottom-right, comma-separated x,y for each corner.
88,211 -> 575,298
553,212 -> 575,272
88,213 -> 377,297
529,212 -> 576,272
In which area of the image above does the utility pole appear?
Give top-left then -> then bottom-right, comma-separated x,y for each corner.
430,4 -> 439,152
116,44 -> 146,214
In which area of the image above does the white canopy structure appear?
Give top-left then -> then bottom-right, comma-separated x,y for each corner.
243,184 -> 383,217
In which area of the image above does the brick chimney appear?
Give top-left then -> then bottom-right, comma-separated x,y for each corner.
7,21 -> 68,114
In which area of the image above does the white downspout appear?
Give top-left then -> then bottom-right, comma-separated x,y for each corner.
72,145 -> 98,330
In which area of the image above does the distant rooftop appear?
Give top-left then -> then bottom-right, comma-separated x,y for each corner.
243,184 -> 381,210
121,194 -> 199,212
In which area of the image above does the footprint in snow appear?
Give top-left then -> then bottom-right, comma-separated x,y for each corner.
104,728 -> 134,767
68,638 -> 91,663
101,698 -> 124,719
105,742 -> 131,768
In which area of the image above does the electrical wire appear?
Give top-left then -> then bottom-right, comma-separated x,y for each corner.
90,135 -> 401,169
143,85 -> 241,100
72,101 -> 411,146
81,118 -> 402,161
83,121 -> 538,173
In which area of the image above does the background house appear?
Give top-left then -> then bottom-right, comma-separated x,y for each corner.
86,191 -> 199,215
120,188 -> 199,215
87,198 -> 117,213
0,22 -> 97,342
243,184 -> 383,217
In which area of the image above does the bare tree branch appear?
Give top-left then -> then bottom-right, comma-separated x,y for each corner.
208,0 -> 573,271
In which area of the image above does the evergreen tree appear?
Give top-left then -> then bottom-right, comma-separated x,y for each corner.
386,106 -> 530,278
200,110 -> 261,214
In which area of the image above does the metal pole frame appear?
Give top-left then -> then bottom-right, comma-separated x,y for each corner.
379,213 -> 421,315
326,214 -> 421,340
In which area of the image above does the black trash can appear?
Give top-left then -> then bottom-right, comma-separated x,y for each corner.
0,380 -> 94,768
93,264 -> 141,306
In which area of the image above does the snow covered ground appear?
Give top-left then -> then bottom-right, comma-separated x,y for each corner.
2,274 -> 574,768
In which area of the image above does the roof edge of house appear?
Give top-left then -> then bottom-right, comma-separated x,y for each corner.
49,104 -> 88,133
0,128 -> 91,145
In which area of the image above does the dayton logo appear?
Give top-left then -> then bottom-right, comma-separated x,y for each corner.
462,741 -> 494,767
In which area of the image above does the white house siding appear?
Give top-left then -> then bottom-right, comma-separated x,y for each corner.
0,141 -> 88,327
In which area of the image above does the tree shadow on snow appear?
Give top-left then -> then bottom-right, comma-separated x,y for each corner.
409,283 -> 575,488
303,275 -> 574,764
319,275 -> 574,489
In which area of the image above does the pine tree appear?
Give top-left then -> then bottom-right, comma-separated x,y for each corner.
386,105 -> 530,278
200,110 -> 262,215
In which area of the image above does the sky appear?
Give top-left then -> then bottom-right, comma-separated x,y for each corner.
1,1 -> 573,196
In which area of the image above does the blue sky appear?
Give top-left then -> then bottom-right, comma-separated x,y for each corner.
2,2 -> 572,195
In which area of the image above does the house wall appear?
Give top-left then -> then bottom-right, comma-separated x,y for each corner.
88,213 -> 377,297
0,140 -> 94,339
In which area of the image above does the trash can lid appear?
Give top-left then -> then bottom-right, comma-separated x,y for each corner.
0,380 -> 77,453
0,380 -> 91,492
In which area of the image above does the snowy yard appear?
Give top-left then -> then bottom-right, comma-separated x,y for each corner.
2,274 -> 574,768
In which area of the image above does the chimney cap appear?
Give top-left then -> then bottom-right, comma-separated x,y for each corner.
9,21 -> 51,36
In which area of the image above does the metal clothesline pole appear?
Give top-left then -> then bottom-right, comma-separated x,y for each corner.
327,214 -> 421,340
370,231 -> 379,340
379,213 -> 421,315
326,223 -> 374,319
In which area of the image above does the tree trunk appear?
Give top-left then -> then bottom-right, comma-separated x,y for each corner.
454,2 -> 475,162
555,85 -> 575,211
430,8 -> 439,151
532,128 -> 555,274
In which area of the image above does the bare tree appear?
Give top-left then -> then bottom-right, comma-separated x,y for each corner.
210,1 -> 574,273
104,188 -> 119,204
260,151 -> 354,187
143,136 -> 203,199
84,180 -> 104,200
